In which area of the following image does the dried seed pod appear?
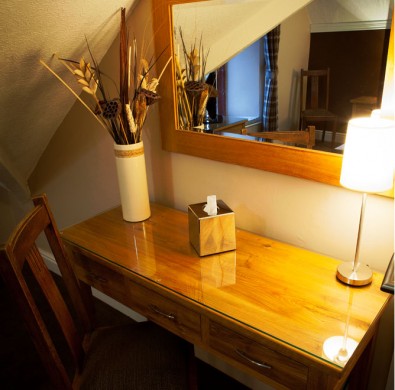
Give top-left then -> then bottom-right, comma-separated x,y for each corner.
74,69 -> 85,78
133,92 -> 147,130
77,79 -> 90,87
140,58 -> 149,74
185,80 -> 206,94
73,58 -> 97,95
197,88 -> 209,121
125,103 -> 137,133
146,78 -> 159,92
96,99 -> 121,119
82,86 -> 95,95
141,88 -> 160,106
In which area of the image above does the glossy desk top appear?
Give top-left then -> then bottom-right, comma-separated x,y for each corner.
61,203 -> 389,369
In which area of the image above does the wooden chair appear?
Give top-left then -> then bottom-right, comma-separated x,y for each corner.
248,125 -> 316,149
300,68 -> 337,147
0,194 -> 196,390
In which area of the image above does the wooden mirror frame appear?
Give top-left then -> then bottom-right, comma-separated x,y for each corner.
153,0 -> 391,188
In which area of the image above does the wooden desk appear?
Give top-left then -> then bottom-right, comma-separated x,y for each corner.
61,204 -> 389,390
350,96 -> 378,118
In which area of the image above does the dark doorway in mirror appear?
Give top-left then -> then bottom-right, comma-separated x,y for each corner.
309,28 -> 390,140
205,71 -> 219,123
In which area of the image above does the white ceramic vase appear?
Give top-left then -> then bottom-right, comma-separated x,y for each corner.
114,141 -> 151,222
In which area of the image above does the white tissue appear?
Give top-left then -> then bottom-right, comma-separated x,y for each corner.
203,195 -> 218,216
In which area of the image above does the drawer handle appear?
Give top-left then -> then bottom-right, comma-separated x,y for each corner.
149,305 -> 176,321
235,349 -> 272,370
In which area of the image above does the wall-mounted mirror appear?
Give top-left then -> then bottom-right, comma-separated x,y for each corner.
153,0 -> 393,188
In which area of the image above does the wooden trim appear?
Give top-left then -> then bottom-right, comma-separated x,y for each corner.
311,20 -> 391,33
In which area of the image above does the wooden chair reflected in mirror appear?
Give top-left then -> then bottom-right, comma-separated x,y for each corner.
248,125 -> 315,149
300,68 -> 337,148
0,194 -> 196,390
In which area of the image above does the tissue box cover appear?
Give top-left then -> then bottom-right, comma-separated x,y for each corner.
188,200 -> 236,256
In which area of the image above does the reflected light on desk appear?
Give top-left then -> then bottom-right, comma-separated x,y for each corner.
200,251 -> 236,288
323,287 -> 357,367
323,336 -> 358,367
132,222 -> 157,277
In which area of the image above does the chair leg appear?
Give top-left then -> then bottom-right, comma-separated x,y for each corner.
331,119 -> 337,148
300,116 -> 305,131
187,344 -> 198,390
321,123 -> 326,143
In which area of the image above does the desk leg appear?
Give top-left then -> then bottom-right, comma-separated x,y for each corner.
348,336 -> 375,390
307,367 -> 339,389
63,246 -> 96,332
187,344 -> 198,390
78,279 -> 96,330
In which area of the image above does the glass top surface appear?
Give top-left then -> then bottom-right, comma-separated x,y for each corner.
61,204 -> 389,370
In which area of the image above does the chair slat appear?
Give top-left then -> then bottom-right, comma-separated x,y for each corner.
0,248 -> 72,389
26,244 -> 84,368
33,196 -> 95,334
300,68 -> 337,146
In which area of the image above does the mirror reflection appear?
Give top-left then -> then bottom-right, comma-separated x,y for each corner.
172,0 -> 391,154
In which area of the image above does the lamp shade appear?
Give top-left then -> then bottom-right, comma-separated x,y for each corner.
340,118 -> 395,193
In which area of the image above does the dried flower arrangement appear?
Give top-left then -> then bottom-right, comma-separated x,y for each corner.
174,28 -> 214,129
40,8 -> 171,145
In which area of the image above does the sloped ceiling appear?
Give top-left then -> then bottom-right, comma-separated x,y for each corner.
174,0 -> 391,72
173,0 -> 312,73
0,0 -> 392,201
0,0 -> 136,199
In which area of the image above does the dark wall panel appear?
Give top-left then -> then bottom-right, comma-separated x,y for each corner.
309,29 -> 390,132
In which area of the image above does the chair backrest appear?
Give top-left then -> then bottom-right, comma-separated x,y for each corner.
0,194 -> 93,390
248,125 -> 315,149
300,68 -> 330,111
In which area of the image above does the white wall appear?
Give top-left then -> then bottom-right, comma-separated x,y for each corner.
226,40 -> 263,119
278,7 -> 311,129
0,186 -> 32,243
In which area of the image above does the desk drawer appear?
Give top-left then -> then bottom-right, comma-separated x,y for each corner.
71,253 -> 129,306
125,278 -> 201,343
208,321 -> 308,389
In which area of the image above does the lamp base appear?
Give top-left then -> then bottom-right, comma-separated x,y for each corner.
336,262 -> 372,286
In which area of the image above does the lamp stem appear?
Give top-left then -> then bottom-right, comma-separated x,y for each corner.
336,192 -> 372,286
353,192 -> 367,271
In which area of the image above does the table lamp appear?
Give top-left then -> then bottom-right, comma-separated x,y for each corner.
337,117 -> 395,286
